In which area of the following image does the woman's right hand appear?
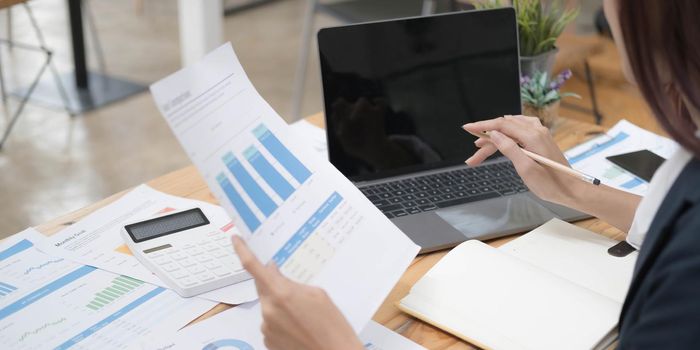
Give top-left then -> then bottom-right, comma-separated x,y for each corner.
462,115 -> 582,206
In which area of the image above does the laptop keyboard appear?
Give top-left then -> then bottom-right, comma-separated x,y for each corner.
359,162 -> 528,218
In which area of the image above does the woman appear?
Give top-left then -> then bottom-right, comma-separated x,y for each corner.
232,1 -> 700,348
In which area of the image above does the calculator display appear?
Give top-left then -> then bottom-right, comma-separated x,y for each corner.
125,208 -> 210,243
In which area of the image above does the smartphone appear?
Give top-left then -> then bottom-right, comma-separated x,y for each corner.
606,150 -> 666,182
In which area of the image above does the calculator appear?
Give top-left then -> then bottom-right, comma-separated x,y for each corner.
120,208 -> 251,297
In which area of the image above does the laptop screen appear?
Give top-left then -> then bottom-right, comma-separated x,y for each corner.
318,9 -> 521,181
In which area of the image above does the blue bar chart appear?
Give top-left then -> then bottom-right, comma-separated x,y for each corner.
216,174 -> 262,232
217,124 -> 313,232
253,124 -> 311,183
244,146 -> 294,200
0,282 -> 17,297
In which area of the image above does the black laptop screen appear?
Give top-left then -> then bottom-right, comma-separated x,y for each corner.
318,9 -> 521,181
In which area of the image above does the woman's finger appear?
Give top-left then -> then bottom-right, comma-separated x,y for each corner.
466,143 -> 497,166
463,116 -> 539,146
487,130 -> 538,177
231,235 -> 273,291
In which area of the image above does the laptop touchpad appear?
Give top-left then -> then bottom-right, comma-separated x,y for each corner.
435,194 -> 557,239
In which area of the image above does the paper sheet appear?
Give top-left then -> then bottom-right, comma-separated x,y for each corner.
141,302 -> 425,350
564,119 -> 678,196
149,42 -> 419,331
0,228 -> 215,350
36,185 -> 258,305
289,119 -> 328,159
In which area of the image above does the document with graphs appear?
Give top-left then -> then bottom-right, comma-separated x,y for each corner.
0,228 -> 214,350
150,43 -> 419,330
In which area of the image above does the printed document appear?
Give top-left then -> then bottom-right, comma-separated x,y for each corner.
36,185 -> 257,305
149,42 -> 419,330
0,228 -> 214,350
564,119 -> 678,196
142,302 -> 425,350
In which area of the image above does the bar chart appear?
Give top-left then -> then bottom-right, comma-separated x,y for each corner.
0,282 -> 17,297
85,275 -> 144,311
217,123 -> 313,232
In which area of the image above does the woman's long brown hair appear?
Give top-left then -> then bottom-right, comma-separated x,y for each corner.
618,1 -> 700,158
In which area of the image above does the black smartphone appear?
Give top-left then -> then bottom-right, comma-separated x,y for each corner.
606,150 -> 666,182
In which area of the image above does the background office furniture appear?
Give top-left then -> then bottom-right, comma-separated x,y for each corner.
0,0 -> 71,149
30,114 -> 620,349
291,0 -> 470,120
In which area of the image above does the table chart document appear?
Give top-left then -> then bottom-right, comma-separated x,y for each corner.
0,229 -> 214,350
150,42 -> 420,331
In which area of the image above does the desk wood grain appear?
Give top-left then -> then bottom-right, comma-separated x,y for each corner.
33,114 -> 620,349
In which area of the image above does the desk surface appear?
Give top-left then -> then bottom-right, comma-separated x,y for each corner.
33,114 -> 624,350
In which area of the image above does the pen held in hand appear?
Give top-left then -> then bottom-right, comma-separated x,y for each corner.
465,129 -> 601,186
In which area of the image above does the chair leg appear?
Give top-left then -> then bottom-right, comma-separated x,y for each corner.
0,54 -> 50,149
83,0 -> 107,75
0,49 -> 7,103
584,60 -> 604,125
6,8 -> 13,50
290,0 -> 317,121
23,3 -> 74,116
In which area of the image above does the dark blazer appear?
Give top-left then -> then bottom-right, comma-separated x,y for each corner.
618,157 -> 700,348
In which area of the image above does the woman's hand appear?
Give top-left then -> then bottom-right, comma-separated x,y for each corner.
232,236 -> 364,350
462,115 -> 642,232
462,115 -> 581,206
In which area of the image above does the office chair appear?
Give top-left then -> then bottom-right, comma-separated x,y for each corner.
290,0 -> 467,120
0,0 -> 72,149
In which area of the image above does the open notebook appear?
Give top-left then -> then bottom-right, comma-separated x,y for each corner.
399,219 -> 637,350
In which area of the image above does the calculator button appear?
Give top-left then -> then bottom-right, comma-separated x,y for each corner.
211,267 -> 232,277
187,265 -> 207,274
186,247 -> 204,256
195,255 -> 212,263
197,272 -> 216,282
203,243 -> 219,252
197,240 -> 209,246
178,258 -> 197,267
203,261 -> 222,270
161,263 -> 181,273
211,249 -> 228,258
170,269 -> 189,279
152,256 -> 172,265
217,240 -> 231,247
179,277 -> 198,287
207,230 -> 220,237
169,251 -> 188,260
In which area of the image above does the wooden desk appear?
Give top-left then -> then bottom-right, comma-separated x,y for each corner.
33,114 -> 623,349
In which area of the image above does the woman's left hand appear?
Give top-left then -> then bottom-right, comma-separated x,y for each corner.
232,236 -> 364,350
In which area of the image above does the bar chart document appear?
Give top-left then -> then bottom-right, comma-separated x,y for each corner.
150,43 -> 420,330
0,229 -> 214,350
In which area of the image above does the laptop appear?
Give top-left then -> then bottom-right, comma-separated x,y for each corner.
317,8 -> 588,253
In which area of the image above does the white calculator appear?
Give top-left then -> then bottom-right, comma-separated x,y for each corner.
121,208 -> 250,297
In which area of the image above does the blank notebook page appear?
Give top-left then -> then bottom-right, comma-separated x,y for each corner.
498,218 -> 637,303
400,240 -> 620,350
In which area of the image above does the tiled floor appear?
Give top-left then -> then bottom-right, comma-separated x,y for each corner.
2,0 -> 647,239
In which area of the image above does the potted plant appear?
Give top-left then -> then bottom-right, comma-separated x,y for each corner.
473,0 -> 579,77
520,69 -> 579,128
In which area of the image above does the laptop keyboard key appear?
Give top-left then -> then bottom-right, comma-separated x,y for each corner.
435,192 -> 501,208
419,204 -> 438,211
392,210 -> 408,217
406,207 -> 421,215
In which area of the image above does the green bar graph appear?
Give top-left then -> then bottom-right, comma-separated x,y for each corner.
85,275 -> 144,311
